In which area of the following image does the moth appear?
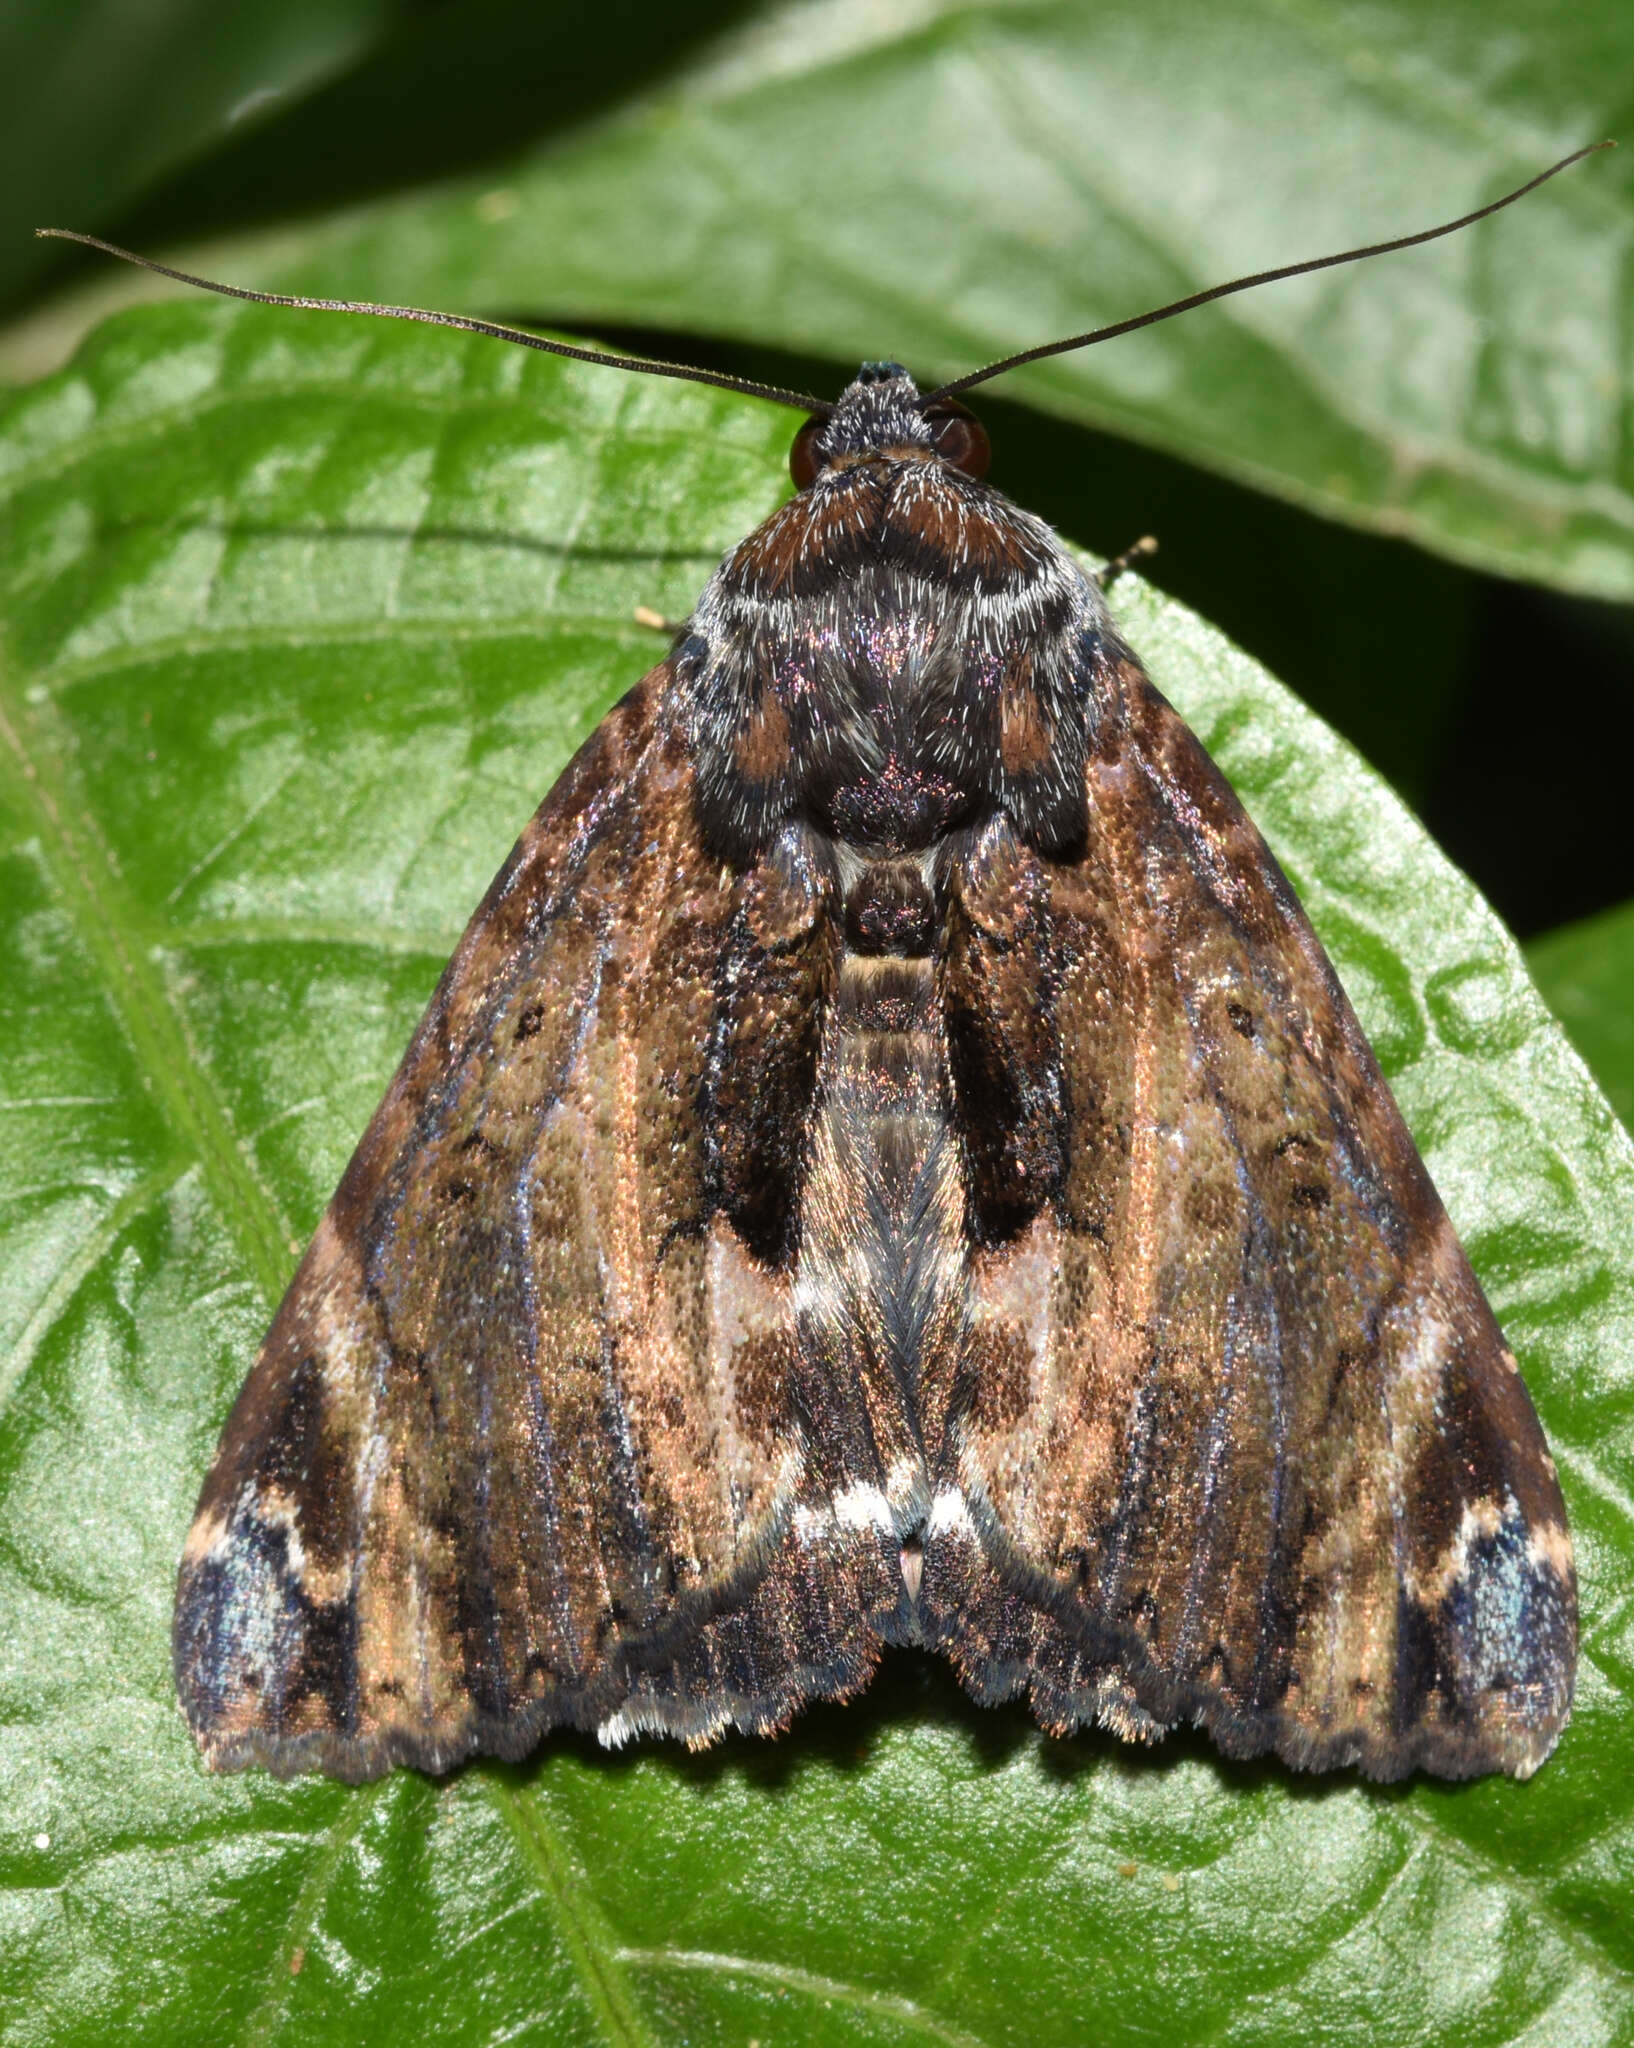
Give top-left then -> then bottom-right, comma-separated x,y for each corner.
47,148 -> 1601,1785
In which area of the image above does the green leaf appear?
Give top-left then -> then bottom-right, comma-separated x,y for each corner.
1528,901 -> 1634,1135
8,0 -> 1632,597
2,299 -> 1632,2046
2,0 -> 396,312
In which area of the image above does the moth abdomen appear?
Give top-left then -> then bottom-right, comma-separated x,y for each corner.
841,854 -> 937,955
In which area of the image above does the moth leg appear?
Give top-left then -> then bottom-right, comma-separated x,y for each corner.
1093,534 -> 1158,587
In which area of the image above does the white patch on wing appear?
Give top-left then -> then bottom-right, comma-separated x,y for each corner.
598,1697 -> 735,1751
181,1505 -> 231,1567
597,1707 -> 638,1749
925,1486 -> 974,1540
1398,1302 -> 1460,1402
1528,1521 -> 1574,1580
793,1472 -> 926,1547
831,1481 -> 894,1532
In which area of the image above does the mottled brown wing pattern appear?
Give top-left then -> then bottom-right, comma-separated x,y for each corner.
177,361 -> 1575,1786
174,666 -> 903,1779
926,652 -> 1576,1779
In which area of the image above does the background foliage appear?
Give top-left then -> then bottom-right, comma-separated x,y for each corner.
2,3 -> 1632,2042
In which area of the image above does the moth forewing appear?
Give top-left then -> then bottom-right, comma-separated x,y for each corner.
174,361 -> 1574,1784
95,143 -> 1597,1785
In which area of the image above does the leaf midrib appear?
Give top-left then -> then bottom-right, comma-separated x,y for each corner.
0,663 -> 663,2043
0,694 -> 294,1300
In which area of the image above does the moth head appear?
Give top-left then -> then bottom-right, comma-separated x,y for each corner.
789,363 -> 991,488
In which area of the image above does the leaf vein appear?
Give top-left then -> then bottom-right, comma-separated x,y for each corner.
496,1784 -> 658,2048
0,694 -> 293,1299
242,1786 -> 381,2048
0,1159 -> 189,1420
615,1944 -> 994,2048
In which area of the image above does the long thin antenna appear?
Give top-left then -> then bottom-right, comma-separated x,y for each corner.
33,228 -> 832,417
926,142 -> 1614,403
40,144 -> 1614,416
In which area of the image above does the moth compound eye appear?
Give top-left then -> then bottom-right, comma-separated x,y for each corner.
925,403 -> 990,479
789,417 -> 828,489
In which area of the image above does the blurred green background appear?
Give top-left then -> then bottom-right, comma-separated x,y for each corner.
4,5 -> 1634,2046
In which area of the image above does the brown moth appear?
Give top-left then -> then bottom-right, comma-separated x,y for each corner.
46,151 -> 1599,1785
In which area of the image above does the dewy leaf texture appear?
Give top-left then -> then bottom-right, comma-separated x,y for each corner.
1,301 -> 1633,2046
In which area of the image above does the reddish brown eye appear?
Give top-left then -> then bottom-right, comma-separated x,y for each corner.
789,416 -> 827,489
925,403 -> 990,478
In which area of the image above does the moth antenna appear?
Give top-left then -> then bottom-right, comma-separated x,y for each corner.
927,142 -> 1615,402
32,227 -> 833,418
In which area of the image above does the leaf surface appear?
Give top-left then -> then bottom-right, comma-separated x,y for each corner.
1528,902 -> 1634,1136
9,0 -> 1632,597
1,302 -> 1632,2047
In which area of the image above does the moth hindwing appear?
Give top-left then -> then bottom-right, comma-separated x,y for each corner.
175,362 -> 1575,1784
